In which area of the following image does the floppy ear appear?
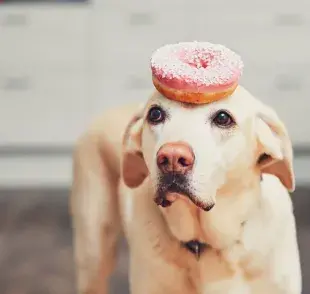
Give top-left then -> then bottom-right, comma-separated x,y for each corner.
121,107 -> 148,188
255,104 -> 295,192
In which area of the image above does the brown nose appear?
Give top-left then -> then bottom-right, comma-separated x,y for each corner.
156,142 -> 195,174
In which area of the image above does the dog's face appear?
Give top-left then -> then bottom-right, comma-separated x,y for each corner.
122,86 -> 295,211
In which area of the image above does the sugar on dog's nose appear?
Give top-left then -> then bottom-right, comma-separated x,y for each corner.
156,142 -> 195,174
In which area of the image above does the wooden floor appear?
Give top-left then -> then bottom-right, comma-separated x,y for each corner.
0,187 -> 309,294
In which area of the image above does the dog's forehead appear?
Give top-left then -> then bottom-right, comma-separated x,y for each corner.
147,86 -> 258,122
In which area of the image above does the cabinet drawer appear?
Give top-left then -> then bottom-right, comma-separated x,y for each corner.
96,0 -> 191,14
240,62 -> 310,144
0,70 -> 90,145
198,0 -> 310,15
192,15 -> 308,43
0,6 -> 88,33
221,30 -> 310,66
0,36 -> 88,69
91,6 -> 192,67
0,7 -> 89,68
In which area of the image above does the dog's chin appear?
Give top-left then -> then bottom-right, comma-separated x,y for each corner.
164,191 -> 193,206
154,190 -> 191,208
154,191 -> 178,208
165,192 -> 180,203
155,190 -> 215,212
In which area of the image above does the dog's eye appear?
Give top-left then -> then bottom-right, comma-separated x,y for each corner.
147,106 -> 165,124
212,110 -> 235,128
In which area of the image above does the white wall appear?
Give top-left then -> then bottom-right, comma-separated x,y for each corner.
0,1 -> 309,187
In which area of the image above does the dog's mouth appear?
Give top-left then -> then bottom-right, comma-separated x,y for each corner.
154,174 -> 191,207
155,182 -> 190,207
154,174 -> 214,211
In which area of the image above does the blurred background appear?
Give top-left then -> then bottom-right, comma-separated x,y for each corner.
0,0 -> 309,293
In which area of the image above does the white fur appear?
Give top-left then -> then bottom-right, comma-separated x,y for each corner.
71,86 -> 301,294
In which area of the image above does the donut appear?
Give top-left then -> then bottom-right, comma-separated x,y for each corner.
150,41 -> 244,104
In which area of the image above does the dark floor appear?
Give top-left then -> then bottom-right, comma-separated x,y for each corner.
0,187 -> 309,294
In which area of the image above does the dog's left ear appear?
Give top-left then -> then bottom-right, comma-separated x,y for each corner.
121,105 -> 148,188
255,104 -> 295,192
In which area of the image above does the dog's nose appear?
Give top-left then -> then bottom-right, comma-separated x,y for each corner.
156,142 -> 194,174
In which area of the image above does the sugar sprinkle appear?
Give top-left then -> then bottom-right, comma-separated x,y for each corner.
150,41 -> 244,87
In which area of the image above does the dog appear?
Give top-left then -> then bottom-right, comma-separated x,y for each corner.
70,85 -> 302,294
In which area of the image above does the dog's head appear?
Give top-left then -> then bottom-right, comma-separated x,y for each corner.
121,86 -> 294,211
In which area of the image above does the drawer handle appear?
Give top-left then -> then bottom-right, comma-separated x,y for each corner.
274,75 -> 302,91
1,13 -> 28,27
2,77 -> 30,91
129,12 -> 155,26
274,14 -> 304,26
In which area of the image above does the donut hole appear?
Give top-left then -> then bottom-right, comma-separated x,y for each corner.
179,50 -> 214,69
187,58 -> 209,69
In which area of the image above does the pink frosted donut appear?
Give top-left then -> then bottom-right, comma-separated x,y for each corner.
150,41 -> 244,104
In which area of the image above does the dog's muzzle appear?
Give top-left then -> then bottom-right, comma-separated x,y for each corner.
155,142 -> 195,208
154,142 -> 215,211
154,173 -> 193,207
154,173 -> 215,211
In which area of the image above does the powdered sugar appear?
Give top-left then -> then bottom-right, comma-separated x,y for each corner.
150,41 -> 244,91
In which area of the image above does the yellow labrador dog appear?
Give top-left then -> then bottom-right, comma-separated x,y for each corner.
70,86 -> 301,294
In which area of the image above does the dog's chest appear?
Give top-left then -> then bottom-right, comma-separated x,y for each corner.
193,243 -> 273,294
119,186 -> 278,294
163,205 -> 272,293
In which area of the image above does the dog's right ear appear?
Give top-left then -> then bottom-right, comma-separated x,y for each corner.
122,107 -> 148,188
255,103 -> 295,192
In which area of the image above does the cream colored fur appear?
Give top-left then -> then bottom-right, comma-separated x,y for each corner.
70,86 -> 301,294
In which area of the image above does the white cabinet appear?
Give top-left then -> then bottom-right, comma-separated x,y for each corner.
0,6 -> 91,145
1,1 -> 307,145
0,69 -> 89,145
0,7 -> 89,67
0,0 -> 309,187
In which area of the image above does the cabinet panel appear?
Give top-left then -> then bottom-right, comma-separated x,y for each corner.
0,70 -> 90,145
0,7 -> 89,68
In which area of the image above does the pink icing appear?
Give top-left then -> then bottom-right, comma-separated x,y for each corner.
150,41 -> 244,92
